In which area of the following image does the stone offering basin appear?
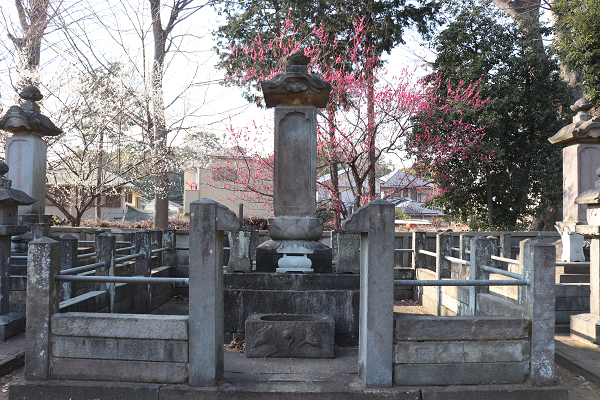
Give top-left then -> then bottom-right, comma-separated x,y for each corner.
245,313 -> 334,358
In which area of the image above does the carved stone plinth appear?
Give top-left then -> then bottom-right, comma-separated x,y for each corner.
245,313 -> 334,358
268,217 -> 323,241
256,240 -> 332,273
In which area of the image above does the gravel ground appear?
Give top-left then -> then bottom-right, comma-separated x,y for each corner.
0,361 -> 598,399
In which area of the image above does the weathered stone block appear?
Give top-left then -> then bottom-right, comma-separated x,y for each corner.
245,313 -> 334,358
570,313 -> 600,343
51,336 -> 188,362
394,315 -> 530,341
51,313 -> 188,340
393,361 -> 528,385
393,340 -> 529,364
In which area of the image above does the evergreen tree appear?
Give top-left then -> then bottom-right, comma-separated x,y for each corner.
409,1 -> 574,230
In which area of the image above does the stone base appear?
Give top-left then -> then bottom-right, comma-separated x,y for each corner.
256,240 -> 332,273
268,217 -> 323,241
245,313 -> 334,358
0,312 -> 25,340
9,379 -> 568,400
570,313 -> 600,343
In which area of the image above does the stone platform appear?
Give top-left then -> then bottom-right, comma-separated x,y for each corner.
9,346 -> 568,400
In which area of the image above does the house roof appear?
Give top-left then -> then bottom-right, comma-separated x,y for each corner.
392,198 -> 445,217
380,170 -> 433,189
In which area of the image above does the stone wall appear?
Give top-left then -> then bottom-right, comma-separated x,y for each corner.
49,313 -> 188,383
393,315 -> 531,385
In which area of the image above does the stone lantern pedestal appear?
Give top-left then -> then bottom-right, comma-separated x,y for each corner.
549,98 -> 600,262
255,51 -> 333,273
0,160 -> 36,339
573,167 -> 600,343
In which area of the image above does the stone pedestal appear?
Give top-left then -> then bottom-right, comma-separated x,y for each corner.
573,167 -> 600,343
227,228 -> 253,273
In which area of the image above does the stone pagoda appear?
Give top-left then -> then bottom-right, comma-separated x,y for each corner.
255,50 -> 333,273
549,98 -> 600,261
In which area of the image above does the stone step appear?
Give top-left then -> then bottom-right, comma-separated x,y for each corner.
558,274 -> 590,284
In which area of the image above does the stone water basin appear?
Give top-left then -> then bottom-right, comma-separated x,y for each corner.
245,313 -> 334,358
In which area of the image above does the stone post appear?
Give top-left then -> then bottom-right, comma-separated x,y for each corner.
521,239 -> 556,386
459,233 -> 472,262
469,235 -> 492,316
25,237 -> 60,379
256,50 -> 333,273
0,86 -> 62,220
96,232 -> 116,312
343,199 -> 395,388
188,199 -> 240,386
134,230 -> 152,312
59,234 -> 78,301
150,229 -> 163,267
500,233 -> 512,271
227,228 -> 253,273
435,233 -> 452,315
0,160 -> 34,339
412,231 -> 426,270
549,98 -> 600,261
487,235 -> 499,269
162,228 -> 176,268
335,231 -> 360,274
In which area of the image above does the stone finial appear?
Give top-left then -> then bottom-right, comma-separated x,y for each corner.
0,85 -> 62,136
571,98 -> 593,114
549,98 -> 600,145
20,85 -> 43,113
0,160 -> 10,188
260,50 -> 331,108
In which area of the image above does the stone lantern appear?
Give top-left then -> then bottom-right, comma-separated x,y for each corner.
549,98 -> 600,261
255,50 -> 333,273
0,160 -> 35,339
0,85 -> 62,224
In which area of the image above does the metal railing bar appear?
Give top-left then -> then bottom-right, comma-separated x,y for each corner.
77,252 -> 96,259
115,251 -> 146,263
419,249 -> 437,258
394,279 -> 530,287
445,256 -> 470,266
556,261 -> 590,266
490,255 -> 519,265
479,264 -> 524,280
10,255 -> 27,260
60,262 -> 106,275
151,247 -> 170,254
394,249 -> 414,253
115,246 -> 135,253
54,275 -> 189,285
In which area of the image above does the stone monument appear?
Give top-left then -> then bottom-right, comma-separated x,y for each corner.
573,168 -> 600,343
549,98 -> 600,261
0,160 -> 36,339
0,85 -> 62,224
255,50 -> 333,273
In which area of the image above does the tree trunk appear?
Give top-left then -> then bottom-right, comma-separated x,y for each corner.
7,0 -> 52,90
493,0 -> 583,97
95,131 -> 104,219
327,108 -> 342,228
150,0 -> 171,229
